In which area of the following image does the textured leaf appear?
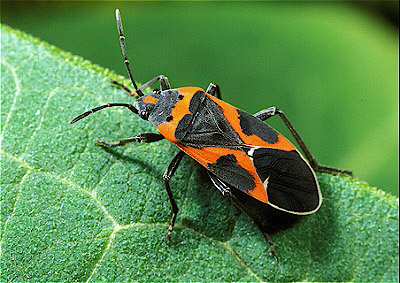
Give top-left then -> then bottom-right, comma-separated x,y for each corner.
1,25 -> 398,282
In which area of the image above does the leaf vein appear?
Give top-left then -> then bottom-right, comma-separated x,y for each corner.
119,222 -> 263,281
85,226 -> 118,283
67,86 -> 113,179
0,252 -> 30,281
0,148 -> 118,227
0,60 -> 21,141
0,170 -> 31,254
20,87 -> 60,160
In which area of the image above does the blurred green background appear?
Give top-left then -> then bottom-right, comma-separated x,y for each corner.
1,2 -> 398,196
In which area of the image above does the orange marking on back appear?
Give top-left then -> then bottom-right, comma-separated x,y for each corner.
157,87 -> 204,143
206,94 -> 296,151
178,87 -> 204,96
274,134 -> 296,151
158,123 -> 180,143
177,144 -> 269,203
142,95 -> 158,105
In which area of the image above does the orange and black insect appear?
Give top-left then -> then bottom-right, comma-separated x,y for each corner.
70,9 -> 352,255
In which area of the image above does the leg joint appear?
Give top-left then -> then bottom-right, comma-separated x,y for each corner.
160,75 -> 170,90
163,173 -> 171,181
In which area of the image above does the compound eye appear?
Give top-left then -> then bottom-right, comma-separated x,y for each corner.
140,111 -> 149,120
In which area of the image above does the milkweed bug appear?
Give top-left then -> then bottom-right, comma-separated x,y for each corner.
70,9 -> 352,256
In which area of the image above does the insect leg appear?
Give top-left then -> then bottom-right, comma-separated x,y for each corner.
138,75 -> 171,91
256,225 -> 277,257
206,83 -> 222,99
96,133 -> 164,147
110,80 -> 136,97
163,150 -> 186,241
223,186 -> 278,257
254,107 -> 352,175
111,75 -> 171,98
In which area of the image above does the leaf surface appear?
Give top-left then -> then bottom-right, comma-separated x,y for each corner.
1,25 -> 398,282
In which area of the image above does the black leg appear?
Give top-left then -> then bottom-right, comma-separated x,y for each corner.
96,133 -> 164,147
254,107 -> 352,175
226,185 -> 278,257
139,75 -> 171,91
110,80 -> 136,97
163,151 -> 186,241
257,225 -> 277,258
206,83 -> 222,99
111,75 -> 171,98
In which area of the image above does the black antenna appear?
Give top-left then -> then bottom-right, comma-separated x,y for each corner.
70,103 -> 139,124
116,9 -> 144,97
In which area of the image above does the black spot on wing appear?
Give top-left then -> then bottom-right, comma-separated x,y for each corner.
208,154 -> 255,193
188,90 -> 206,113
238,109 -> 278,144
252,148 -> 320,213
175,114 -> 193,140
181,95 -> 243,148
174,91 -> 207,140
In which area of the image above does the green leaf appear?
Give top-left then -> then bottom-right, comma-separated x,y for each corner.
1,25 -> 398,282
